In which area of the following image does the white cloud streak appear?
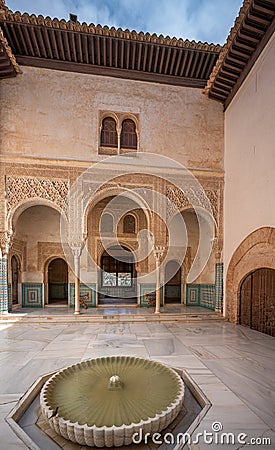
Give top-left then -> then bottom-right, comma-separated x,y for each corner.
6,0 -> 243,44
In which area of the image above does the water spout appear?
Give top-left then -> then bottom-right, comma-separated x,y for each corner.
108,375 -> 123,390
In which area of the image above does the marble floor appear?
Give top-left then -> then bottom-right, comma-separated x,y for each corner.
0,320 -> 274,449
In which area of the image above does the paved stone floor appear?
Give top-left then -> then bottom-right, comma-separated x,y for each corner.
0,319 -> 274,449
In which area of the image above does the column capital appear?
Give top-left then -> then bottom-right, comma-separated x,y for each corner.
71,246 -> 82,258
153,245 -> 165,263
0,230 -> 13,257
212,237 -> 223,262
71,235 -> 87,258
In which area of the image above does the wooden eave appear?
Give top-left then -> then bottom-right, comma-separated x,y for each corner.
0,9 -> 221,88
0,25 -> 20,78
205,0 -> 275,109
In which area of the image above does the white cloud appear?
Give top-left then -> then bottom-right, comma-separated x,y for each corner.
6,0 -> 243,44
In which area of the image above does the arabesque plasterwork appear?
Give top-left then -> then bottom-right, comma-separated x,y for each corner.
5,176 -> 69,214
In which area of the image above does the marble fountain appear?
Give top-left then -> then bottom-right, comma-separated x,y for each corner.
40,356 -> 185,447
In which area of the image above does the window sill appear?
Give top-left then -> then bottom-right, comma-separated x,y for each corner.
98,147 -> 118,155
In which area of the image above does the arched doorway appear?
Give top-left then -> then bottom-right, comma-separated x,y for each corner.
48,258 -> 68,305
11,255 -> 20,305
165,260 -> 181,303
240,268 -> 275,336
99,245 -> 137,305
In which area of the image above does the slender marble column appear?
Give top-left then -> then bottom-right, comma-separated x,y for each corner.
72,247 -> 82,315
153,246 -> 165,314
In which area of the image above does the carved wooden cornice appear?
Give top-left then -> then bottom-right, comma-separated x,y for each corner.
0,6 -> 221,87
0,0 -> 8,12
0,8 -> 221,52
205,0 -> 275,107
0,25 -> 21,74
204,0 -> 252,96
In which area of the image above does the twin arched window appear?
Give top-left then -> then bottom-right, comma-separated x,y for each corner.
100,213 -> 136,234
100,116 -> 137,150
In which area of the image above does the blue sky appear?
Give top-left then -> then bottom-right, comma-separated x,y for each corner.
6,0 -> 243,44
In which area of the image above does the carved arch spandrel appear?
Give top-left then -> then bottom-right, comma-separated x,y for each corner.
166,185 -> 220,225
38,242 -> 67,271
5,176 -> 69,228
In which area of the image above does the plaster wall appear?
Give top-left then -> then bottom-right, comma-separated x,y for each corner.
15,205 -> 61,282
0,66 -> 223,170
224,35 -> 275,275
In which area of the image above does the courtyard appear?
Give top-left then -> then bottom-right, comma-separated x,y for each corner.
0,0 -> 274,447
0,318 -> 274,449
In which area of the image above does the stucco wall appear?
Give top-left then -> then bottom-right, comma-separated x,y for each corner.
0,66 -> 223,170
15,205 -> 62,282
224,35 -> 275,277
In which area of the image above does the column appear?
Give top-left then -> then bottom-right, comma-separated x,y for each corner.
72,247 -> 82,315
117,125 -> 121,154
153,246 -> 165,314
0,231 -> 13,315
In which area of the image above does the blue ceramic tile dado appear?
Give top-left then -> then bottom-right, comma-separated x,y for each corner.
22,283 -> 43,307
186,284 -> 215,310
69,283 -> 96,307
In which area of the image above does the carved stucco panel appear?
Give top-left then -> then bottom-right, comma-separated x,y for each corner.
38,242 -> 66,271
5,176 -> 69,214
166,185 -> 220,226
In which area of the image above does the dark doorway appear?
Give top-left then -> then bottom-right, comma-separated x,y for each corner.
99,245 -> 137,305
240,268 -> 275,337
48,258 -> 68,304
165,260 -> 181,303
11,255 -> 20,305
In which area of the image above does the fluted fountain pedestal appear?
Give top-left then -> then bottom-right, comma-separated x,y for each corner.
40,356 -> 185,447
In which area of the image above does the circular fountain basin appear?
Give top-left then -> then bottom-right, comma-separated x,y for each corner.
40,356 -> 185,447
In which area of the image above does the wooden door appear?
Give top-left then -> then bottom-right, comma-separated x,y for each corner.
240,268 -> 275,336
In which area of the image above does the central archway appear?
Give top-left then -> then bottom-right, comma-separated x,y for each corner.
99,245 -> 137,305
